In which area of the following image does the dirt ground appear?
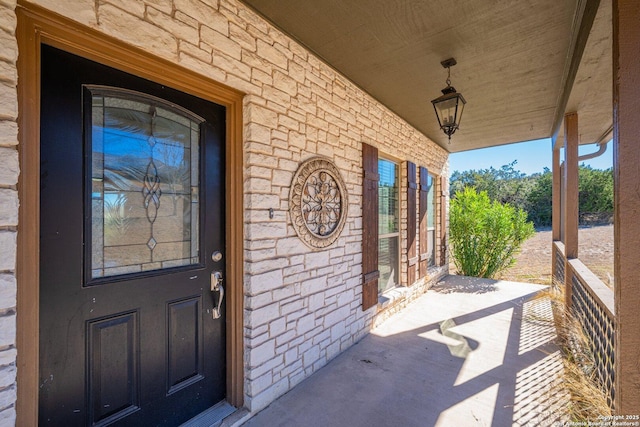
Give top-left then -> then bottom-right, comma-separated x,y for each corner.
451,225 -> 614,287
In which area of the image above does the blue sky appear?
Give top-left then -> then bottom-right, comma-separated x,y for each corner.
449,138 -> 613,175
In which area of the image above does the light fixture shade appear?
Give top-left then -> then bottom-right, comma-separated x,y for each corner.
431,86 -> 466,139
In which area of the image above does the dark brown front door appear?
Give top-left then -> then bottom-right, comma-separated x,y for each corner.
39,45 -> 227,426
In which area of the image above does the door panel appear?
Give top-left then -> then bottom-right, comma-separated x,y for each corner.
39,45 -> 226,426
87,312 -> 139,424
167,297 -> 203,394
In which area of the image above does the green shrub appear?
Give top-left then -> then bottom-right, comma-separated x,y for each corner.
450,187 -> 535,278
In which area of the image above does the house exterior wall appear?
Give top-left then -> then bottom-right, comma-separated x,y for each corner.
0,0 -> 18,424
2,0 -> 448,420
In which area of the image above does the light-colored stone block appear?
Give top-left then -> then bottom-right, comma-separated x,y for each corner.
245,103 -> 278,128
147,6 -> 199,41
304,252 -> 330,271
0,347 -> 15,368
273,71 -> 297,97
229,22 -> 257,52
247,377 -> 289,412
0,81 -> 16,120
246,222 -> 287,241
0,405 -> 15,426
245,123 -> 271,145
300,276 -> 327,297
0,364 -> 14,389
247,269 -> 283,295
0,382 -> 15,411
0,9 -> 15,35
256,39 -> 288,70
98,4 -> 177,57
0,190 -> 17,226
248,338 -> 275,368
179,40 -> 212,64
32,0 -> 96,26
173,0 -> 216,25
201,24 -> 241,60
145,0 -> 172,14
0,232 -> 15,272
269,317 -> 286,338
0,275 -> 15,312
0,315 -> 14,348
0,121 -> 16,146
246,303 -> 279,329
103,0 -> 145,18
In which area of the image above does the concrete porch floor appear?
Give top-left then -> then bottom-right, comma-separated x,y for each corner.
238,275 -> 569,427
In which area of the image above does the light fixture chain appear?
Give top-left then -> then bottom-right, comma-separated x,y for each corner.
446,66 -> 451,87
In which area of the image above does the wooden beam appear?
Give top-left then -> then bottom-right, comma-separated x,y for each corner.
563,112 -> 579,309
550,0 -> 601,144
613,0 -> 640,413
552,147 -> 561,242
563,113 -> 579,260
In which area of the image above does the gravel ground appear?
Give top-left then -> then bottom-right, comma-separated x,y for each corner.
498,224 -> 614,286
450,224 -> 614,287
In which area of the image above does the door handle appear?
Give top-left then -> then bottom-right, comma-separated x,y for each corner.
211,271 -> 224,319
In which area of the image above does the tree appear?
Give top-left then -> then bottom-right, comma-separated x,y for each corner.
449,160 -> 533,214
579,165 -> 613,214
449,187 -> 535,278
526,168 -> 552,227
450,162 -> 613,228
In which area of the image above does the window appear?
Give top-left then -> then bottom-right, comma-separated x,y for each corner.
426,173 -> 436,266
378,158 -> 399,293
89,87 -> 202,280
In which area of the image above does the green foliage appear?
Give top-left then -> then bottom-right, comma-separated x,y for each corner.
579,165 -> 613,213
450,161 -> 613,227
450,187 -> 535,278
450,160 -> 525,203
526,168 -> 553,226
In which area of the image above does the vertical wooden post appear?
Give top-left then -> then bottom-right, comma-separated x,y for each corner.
563,112 -> 579,308
552,146 -> 561,242
613,0 -> 640,413
551,145 -> 561,282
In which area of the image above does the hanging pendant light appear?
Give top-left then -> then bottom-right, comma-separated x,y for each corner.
431,58 -> 466,142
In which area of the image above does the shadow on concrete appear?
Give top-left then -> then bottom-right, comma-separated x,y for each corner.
432,275 -> 499,294
241,276 -> 568,427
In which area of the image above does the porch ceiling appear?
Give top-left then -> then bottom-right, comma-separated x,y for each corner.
240,0 -> 611,153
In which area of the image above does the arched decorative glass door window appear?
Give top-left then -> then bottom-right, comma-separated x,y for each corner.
88,86 -> 204,280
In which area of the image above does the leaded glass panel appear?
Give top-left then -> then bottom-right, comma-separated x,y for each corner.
89,87 -> 202,279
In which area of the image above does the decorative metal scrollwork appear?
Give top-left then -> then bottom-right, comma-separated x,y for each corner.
142,107 -> 162,252
289,157 -> 348,249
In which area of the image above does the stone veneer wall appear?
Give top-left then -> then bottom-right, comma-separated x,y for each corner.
0,0 -> 19,424
0,0 -> 449,419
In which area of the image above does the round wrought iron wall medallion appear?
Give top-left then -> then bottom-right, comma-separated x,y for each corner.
289,157 -> 349,249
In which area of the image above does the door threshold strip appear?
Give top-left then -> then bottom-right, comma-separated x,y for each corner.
181,401 -> 236,427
